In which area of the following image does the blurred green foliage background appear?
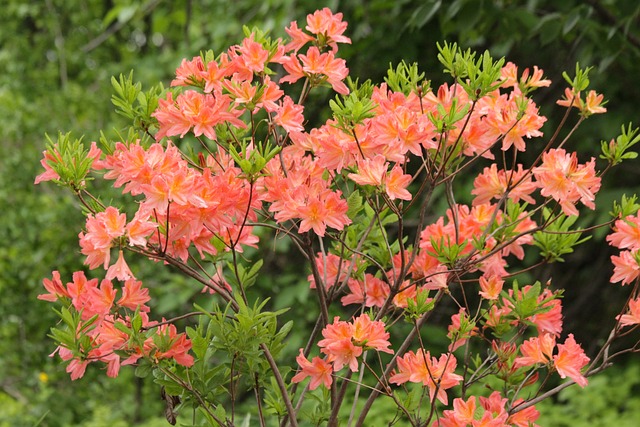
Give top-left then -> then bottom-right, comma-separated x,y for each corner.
1,0 -> 639,425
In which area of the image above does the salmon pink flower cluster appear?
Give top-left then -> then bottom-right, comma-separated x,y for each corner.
38,271 -> 192,380
435,392 -> 541,427
514,333 -> 590,387
315,314 -> 392,372
35,7 -> 640,427
390,350 -> 463,405
608,211 -> 640,285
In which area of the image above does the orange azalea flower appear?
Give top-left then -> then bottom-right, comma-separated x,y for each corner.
390,350 -> 463,405
607,213 -> 640,250
385,164 -> 412,201
117,278 -> 151,312
341,274 -> 390,308
305,7 -> 351,50
556,87 -> 582,109
514,334 -> 556,368
483,93 -> 546,152
520,65 -> 551,89
66,271 -> 99,314
152,324 -> 194,367
532,148 -> 601,216
38,271 -> 69,302
508,398 -> 540,427
530,297 -> 563,337
435,394 -> 510,427
557,88 -> 607,116
553,334 -> 589,387
274,95 -> 305,133
584,90 -> 607,114
472,163 -> 537,206
500,62 -> 519,88
501,62 -> 551,90
617,297 -> 640,327
348,154 -> 387,187
351,314 -> 392,353
451,395 -> 477,424
79,207 -> 126,270
318,317 -> 361,371
87,279 -> 117,318
105,250 -> 134,282
291,349 -> 333,390
171,55 -> 206,88
284,21 -> 314,53
125,210 -> 157,247
610,250 -> 640,285
479,274 -> 504,300
317,315 -> 392,372
235,35 -> 270,75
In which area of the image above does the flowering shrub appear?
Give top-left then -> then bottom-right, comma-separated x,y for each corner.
36,8 -> 640,427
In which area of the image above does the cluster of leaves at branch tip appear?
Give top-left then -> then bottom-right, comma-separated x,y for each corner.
229,138 -> 281,181
428,236 -> 468,268
600,123 -> 640,166
44,132 -> 93,192
385,60 -> 430,96
503,281 -> 559,325
204,298 -> 291,376
111,71 -> 164,134
533,208 -> 591,263
329,77 -> 376,132
610,194 -> 640,219
405,287 -> 435,320
437,41 -> 505,100
49,306 -> 98,359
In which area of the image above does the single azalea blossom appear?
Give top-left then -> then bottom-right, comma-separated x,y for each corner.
508,398 -> 541,427
513,334 -> 556,368
553,333 -> 589,387
351,314 -> 393,353
610,250 -> 640,285
152,324 -> 194,367
385,164 -> 412,201
617,297 -> 640,327
117,278 -> 151,312
297,190 -> 351,236
607,213 -> 640,250
38,271 -> 69,302
479,274 -> 504,300
438,395 -> 478,426
274,95 -> 305,133
520,65 -> 551,89
291,349 -> 333,390
86,279 -> 117,318
284,20 -> 315,53
105,250 -> 134,281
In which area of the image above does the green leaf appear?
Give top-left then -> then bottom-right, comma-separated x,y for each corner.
533,209 -> 591,262
563,8 -> 582,35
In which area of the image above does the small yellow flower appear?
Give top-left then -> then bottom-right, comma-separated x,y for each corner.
38,372 -> 49,384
